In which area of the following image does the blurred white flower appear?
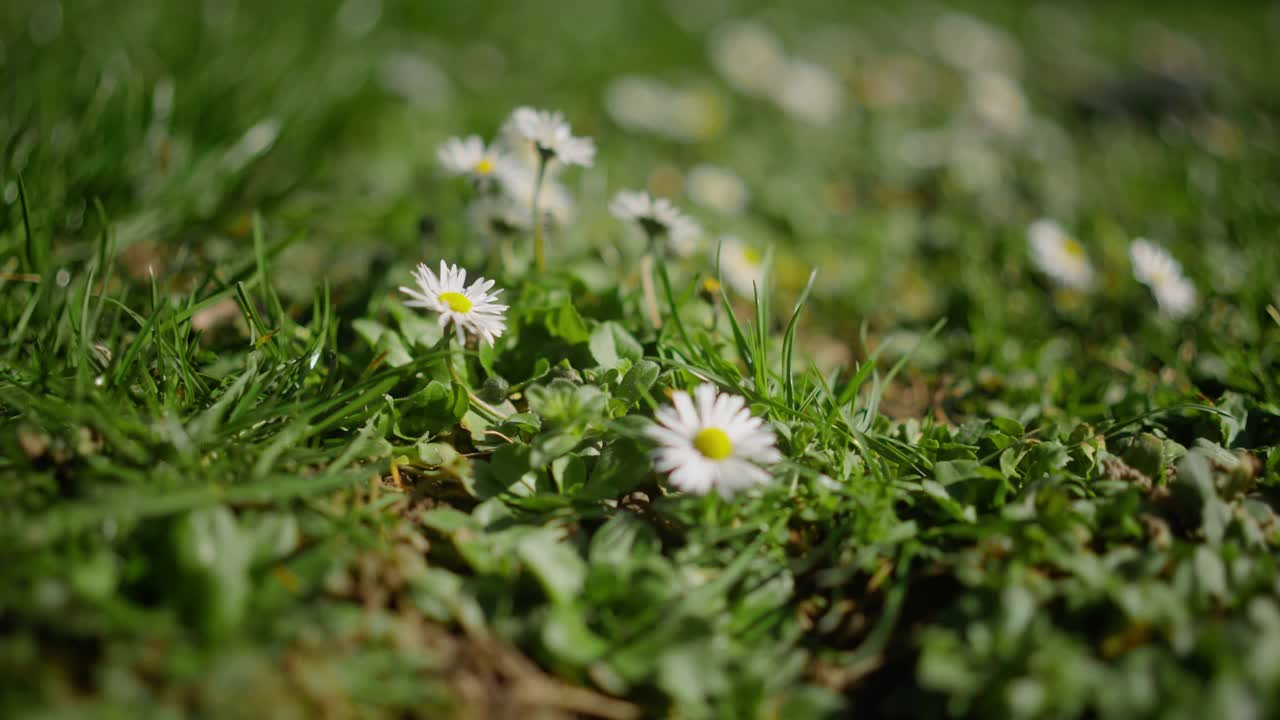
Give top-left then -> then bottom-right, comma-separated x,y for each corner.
968,71 -> 1028,137
377,53 -> 451,109
933,12 -> 1022,75
1028,219 -> 1094,291
437,135 -> 509,182
645,384 -> 781,498
669,87 -> 727,142
1130,238 -> 1198,319
605,76 -> 671,132
604,76 -> 725,143
400,261 -> 508,346
709,20 -> 788,98
897,128 -> 954,169
610,190 -> 700,254
503,106 -> 595,167
716,236 -> 766,297
686,164 -> 748,214
224,118 -> 280,172
861,54 -> 935,109
772,58 -> 845,125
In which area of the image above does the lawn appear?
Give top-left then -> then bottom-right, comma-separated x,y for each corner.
3,1 -> 1279,718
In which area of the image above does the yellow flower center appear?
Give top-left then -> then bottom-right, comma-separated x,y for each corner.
693,427 -> 733,460
742,247 -> 763,265
1062,238 -> 1085,259
475,158 -> 495,175
701,277 -> 722,295
438,291 -> 473,313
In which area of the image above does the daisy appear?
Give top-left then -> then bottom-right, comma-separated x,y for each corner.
708,20 -> 788,99
399,261 -> 508,346
503,107 -> 596,168
646,384 -> 782,498
1130,238 -> 1198,319
1027,219 -> 1094,291
716,236 -> 767,297
609,189 -> 701,255
771,58 -> 844,126
437,135 -> 509,182
686,164 -> 749,215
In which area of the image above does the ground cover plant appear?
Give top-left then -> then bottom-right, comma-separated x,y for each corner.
3,0 -> 1280,717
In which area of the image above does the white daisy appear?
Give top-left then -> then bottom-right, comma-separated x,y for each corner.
1130,238 -> 1198,319
716,236 -> 767,297
437,135 -> 509,182
503,106 -> 596,168
645,384 -> 782,498
399,261 -> 508,346
609,189 -> 701,255
1027,219 -> 1094,291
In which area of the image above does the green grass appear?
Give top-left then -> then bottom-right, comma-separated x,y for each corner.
3,1 -> 1280,718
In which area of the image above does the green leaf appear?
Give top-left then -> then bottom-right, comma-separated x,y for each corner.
551,454 -> 588,496
475,444 -> 538,498
590,321 -> 643,369
421,507 -> 478,533
403,380 -> 469,432
527,378 -> 608,430
545,299 -> 590,344
172,506 -> 253,636
542,603 -> 609,665
389,302 -> 444,348
517,530 -> 586,604
615,359 -> 659,409
991,417 -> 1025,436
657,643 -> 729,711
352,318 -> 391,347
531,432 -> 581,467
584,439 -> 651,500
589,511 -> 660,566
374,330 -> 413,367
1193,545 -> 1228,602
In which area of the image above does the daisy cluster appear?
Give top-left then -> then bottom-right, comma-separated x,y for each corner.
708,19 -> 845,125
405,98 -> 1207,502
1027,219 -> 1199,319
437,106 -> 594,237
405,105 -> 785,498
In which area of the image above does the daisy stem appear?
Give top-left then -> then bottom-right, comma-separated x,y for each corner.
640,252 -> 663,329
499,237 -> 515,276
531,154 -> 549,274
444,342 -> 507,424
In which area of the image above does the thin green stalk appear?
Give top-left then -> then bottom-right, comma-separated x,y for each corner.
531,153 -> 549,273
445,339 -> 506,423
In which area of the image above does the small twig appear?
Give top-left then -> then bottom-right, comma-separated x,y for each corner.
0,272 -> 43,283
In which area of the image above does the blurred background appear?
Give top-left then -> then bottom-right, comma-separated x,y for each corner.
4,0 -> 1278,340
